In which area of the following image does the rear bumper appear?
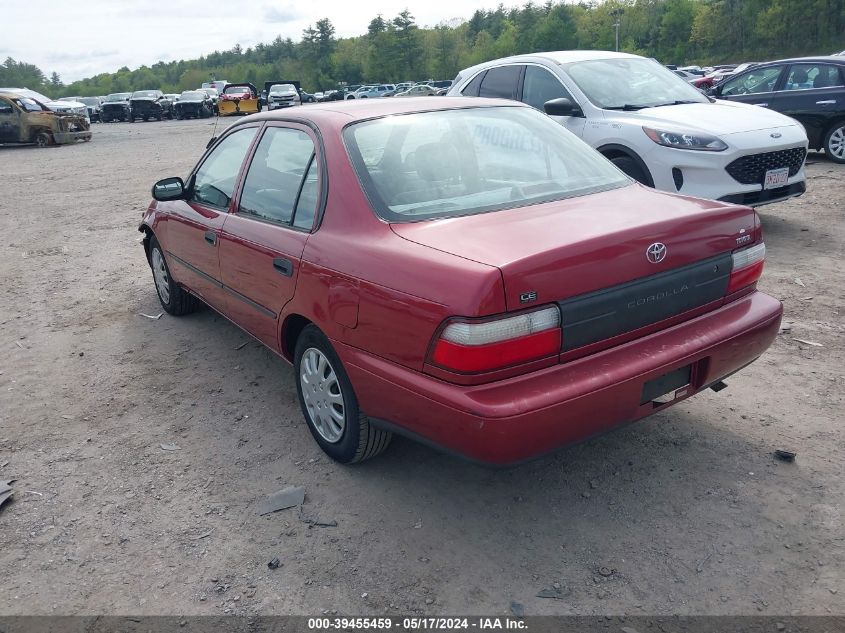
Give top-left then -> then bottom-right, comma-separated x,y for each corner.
339,291 -> 783,465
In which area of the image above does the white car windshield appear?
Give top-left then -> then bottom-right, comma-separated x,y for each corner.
346,106 -> 629,222
565,58 -> 709,110
270,85 -> 295,92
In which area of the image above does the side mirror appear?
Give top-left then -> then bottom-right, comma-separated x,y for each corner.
544,97 -> 582,117
152,177 -> 185,201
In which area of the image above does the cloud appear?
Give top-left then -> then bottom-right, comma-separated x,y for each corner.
263,5 -> 301,23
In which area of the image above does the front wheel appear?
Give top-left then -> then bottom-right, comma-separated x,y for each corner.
35,131 -> 52,147
294,325 -> 392,464
148,236 -> 199,316
610,155 -> 650,185
824,122 -> 845,164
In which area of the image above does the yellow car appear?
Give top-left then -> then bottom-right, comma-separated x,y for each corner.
217,83 -> 261,116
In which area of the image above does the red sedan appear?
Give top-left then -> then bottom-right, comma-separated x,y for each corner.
140,97 -> 782,465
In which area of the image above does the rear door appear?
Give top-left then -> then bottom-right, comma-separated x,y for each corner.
163,125 -> 259,309
218,123 -> 322,349
0,97 -> 18,142
776,63 -> 845,148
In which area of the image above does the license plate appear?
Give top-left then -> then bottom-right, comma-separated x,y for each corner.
763,167 -> 789,190
641,365 -> 692,405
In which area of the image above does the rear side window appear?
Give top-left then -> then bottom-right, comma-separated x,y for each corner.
783,64 -> 844,90
521,66 -> 574,111
239,127 -> 317,227
190,127 -> 257,209
461,71 -> 485,96
478,65 -> 522,99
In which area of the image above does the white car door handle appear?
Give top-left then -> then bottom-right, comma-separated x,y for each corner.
754,103 -> 768,107
816,100 -> 836,105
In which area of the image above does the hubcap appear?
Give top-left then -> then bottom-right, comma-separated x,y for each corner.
829,126 -> 845,159
300,348 -> 345,443
151,247 -> 170,304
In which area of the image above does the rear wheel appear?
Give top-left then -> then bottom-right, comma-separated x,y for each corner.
148,236 -> 199,316
610,155 -> 649,185
294,325 -> 392,464
824,122 -> 845,164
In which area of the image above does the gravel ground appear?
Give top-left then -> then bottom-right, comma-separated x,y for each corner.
0,119 -> 842,616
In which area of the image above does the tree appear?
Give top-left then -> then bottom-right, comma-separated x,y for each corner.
392,10 -> 422,78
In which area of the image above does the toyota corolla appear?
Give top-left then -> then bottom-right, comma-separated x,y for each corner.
139,97 -> 783,465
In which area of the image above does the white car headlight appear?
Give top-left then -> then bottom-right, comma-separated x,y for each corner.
643,127 -> 728,151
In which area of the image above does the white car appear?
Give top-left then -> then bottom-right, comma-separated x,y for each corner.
448,51 -> 809,206
267,84 -> 301,110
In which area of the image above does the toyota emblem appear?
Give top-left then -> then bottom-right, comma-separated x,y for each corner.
646,242 -> 667,264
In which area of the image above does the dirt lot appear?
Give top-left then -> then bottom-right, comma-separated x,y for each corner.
0,119 -> 842,617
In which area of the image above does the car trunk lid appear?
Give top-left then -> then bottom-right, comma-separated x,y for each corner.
391,184 -> 757,347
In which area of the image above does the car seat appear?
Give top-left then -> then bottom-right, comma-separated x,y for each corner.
787,67 -> 811,90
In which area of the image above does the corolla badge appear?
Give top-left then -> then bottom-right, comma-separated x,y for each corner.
771,132 -> 782,138
646,242 -> 667,264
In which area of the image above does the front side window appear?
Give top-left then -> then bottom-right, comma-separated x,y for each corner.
14,98 -> 44,113
190,127 -> 258,209
478,65 -> 522,99
783,64 -> 844,90
346,106 -> 629,222
521,66 -> 574,111
565,58 -> 709,109
0,98 -> 13,114
721,66 -> 784,96
239,127 -> 317,227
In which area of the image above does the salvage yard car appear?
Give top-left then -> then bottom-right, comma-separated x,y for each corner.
219,83 -> 261,116
129,90 -> 173,121
174,90 -> 214,119
712,56 -> 845,163
449,51 -> 809,207
266,83 -> 301,110
139,97 -> 783,465
0,91 -> 91,146
101,92 -> 132,122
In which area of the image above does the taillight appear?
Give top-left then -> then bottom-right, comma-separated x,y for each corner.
431,306 -> 561,373
728,242 -> 766,293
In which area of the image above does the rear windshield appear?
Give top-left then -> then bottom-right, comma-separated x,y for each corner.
344,106 -> 629,222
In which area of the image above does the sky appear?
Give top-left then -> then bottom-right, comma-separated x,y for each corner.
4,1 -> 489,83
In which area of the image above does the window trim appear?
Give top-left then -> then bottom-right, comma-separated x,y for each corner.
229,119 -> 327,233
518,62 -> 578,111
780,62 -> 845,93
186,122 -> 263,213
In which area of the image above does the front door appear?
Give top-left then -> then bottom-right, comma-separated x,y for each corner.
219,123 -> 322,350
0,98 -> 19,142
163,125 -> 259,309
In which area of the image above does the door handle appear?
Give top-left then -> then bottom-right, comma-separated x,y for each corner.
753,103 -> 768,107
204,231 -> 216,245
273,258 -> 293,277
816,100 -> 836,105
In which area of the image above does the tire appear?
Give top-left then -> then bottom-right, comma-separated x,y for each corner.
34,131 -> 52,147
294,325 -> 392,464
148,235 -> 199,316
610,155 -> 650,185
823,122 -> 845,164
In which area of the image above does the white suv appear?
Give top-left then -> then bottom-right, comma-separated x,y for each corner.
448,51 -> 809,206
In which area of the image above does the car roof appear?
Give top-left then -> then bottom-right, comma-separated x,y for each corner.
753,55 -> 845,66
231,96 -> 525,131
